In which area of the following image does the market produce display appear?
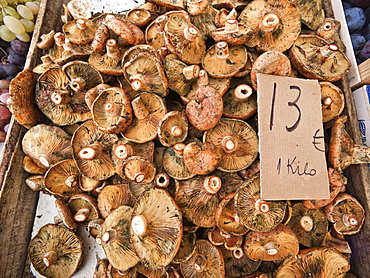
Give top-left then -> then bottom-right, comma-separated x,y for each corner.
7,0 -> 367,277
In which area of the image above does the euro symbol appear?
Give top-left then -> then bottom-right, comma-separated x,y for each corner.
312,129 -> 325,152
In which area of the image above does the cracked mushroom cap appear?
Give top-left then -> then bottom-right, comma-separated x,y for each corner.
158,111 -> 188,147
289,35 -> 351,82
163,142 -> 196,180
68,193 -> 100,225
71,120 -> 118,180
91,87 -> 133,134
286,202 -> 328,247
324,193 -> 365,235
202,42 -> 248,78
117,156 -> 157,184
130,188 -> 183,269
203,118 -> 259,172
243,224 -> 299,262
238,0 -> 301,52
122,92 -> 167,143
22,124 -> 72,169
180,239 -> 225,278
62,18 -> 96,45
235,174 -> 287,232
123,52 -> 169,97
44,159 -> 83,198
28,224 -> 83,278
289,0 -> 325,30
320,82 -> 345,123
275,247 -> 350,278
101,205 -> 140,272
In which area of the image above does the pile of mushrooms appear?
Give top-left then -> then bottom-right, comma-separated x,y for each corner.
11,0 -> 366,277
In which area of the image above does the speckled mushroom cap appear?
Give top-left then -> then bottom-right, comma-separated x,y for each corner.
243,224 -> 299,262
122,92 -> 167,143
122,44 -> 160,65
62,18 -> 97,45
275,247 -> 350,278
68,193 -> 100,225
238,0 -> 301,52
22,124 -> 72,169
203,118 -> 258,172
288,0 -> 325,30
235,174 -> 287,232
28,224 -> 84,278
112,138 -> 155,166
289,35 -> 351,82
287,202 -> 328,247
91,87 -> 133,134
180,239 -> 225,278
100,205 -> 140,272
130,188 -> 183,269
324,193 -> 365,236
320,82 -> 345,123
44,159 -> 83,198
71,120 -> 118,180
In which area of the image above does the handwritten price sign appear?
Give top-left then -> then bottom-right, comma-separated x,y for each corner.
257,74 -> 330,200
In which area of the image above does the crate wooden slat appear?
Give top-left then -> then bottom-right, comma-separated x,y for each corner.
0,0 -> 369,277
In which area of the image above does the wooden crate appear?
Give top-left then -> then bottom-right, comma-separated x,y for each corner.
0,0 -> 369,277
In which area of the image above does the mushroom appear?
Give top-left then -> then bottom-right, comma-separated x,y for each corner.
28,224 -> 83,278
163,142 -> 196,180
43,159 -> 83,198
112,138 -> 155,164
66,0 -> 92,20
321,230 -> 352,255
54,199 -> 78,230
320,82 -> 345,124
202,42 -> 248,78
145,14 -> 168,50
122,92 -> 167,143
37,30 -> 56,50
22,155 -> 47,175
222,80 -> 257,120
123,53 -> 169,97
68,193 -> 100,225
274,247 -> 350,277
212,18 -> 253,45
316,18 -> 346,52
203,118 -> 259,172
117,156 -> 157,184
109,264 -> 138,278
207,226 -> 243,250
150,0 -> 185,9
289,35 -> 351,82
136,263 -> 167,278
22,124 -> 72,169
25,175 -> 47,193
238,0 -> 301,52
79,175 -> 103,192
100,205 -> 140,272
8,69 -> 48,129
93,259 -> 109,278
88,218 -> 104,239
250,50 -> 292,91
62,18 -> 97,45
180,239 -> 225,278
157,111 -> 188,147
91,87 -> 133,134
85,84 -> 111,110
328,115 -> 370,172
235,174 -> 287,232
286,202 -> 328,247
130,188 -> 183,269
122,44 -> 161,65
126,7 -> 155,27
288,0 -> 325,30
71,120 -> 118,180
324,193 -> 365,236
33,55 -> 59,74
243,224 -> 299,262
91,23 -> 110,53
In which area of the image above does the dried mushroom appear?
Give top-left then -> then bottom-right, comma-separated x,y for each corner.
112,138 -> 155,164
28,224 -> 83,278
158,111 -> 188,147
23,155 -> 47,175
22,124 -> 72,169
235,174 -> 287,232
100,205 -> 140,272
62,18 -> 97,45
68,193 -> 100,224
25,175 -> 47,193
145,14 -> 168,50
130,188 -> 183,269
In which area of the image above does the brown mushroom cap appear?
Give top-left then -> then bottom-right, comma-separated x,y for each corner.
289,0 -> 325,30
208,226 -> 243,251
320,82 -> 345,123
23,155 -> 48,175
316,18 -> 346,52
235,174 -> 287,232
203,118 -> 259,172
286,202 -> 328,247
202,42 -> 248,78
275,247 -> 350,277
243,224 -> 299,262
101,205 -> 140,272
212,0 -> 250,10
22,124 -> 72,169
163,142 -> 196,180
71,120 -> 118,180
122,92 -> 167,143
324,193 -> 365,235
25,175 -> 47,192
28,224 -> 83,278
126,8 -> 155,27
180,239 -> 225,278
289,35 -> 351,82
145,14 -> 167,50
130,188 -> 183,269
68,193 -> 100,224
117,156 -> 157,184
238,0 -> 301,52
91,87 -> 133,134
37,30 -> 56,50
158,111 -> 188,147
54,199 -> 78,230
62,18 -> 97,45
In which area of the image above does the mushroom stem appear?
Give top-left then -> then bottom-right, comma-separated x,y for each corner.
54,32 -> 66,46
322,96 -> 333,107
234,84 -> 253,100
134,172 -> 146,183
350,145 -> 370,164
193,254 -> 207,272
43,250 -> 58,267
342,214 -> 359,227
74,208 -> 91,222
38,154 -> 50,168
65,174 -> 78,188
260,13 -> 280,32
157,47 -> 168,60
131,96 -> 149,119
102,230 -> 117,243
173,143 -> 186,157
106,39 -> 120,59
171,126 -> 183,137
70,77 -> 86,92
155,15 -> 167,34
184,26 -> 198,41
299,215 -> 314,232
232,247 -> 244,260
104,101 -> 121,116
114,144 -> 132,160
155,172 -> 170,188
320,44 -> 339,59
226,8 -> 238,20
76,18 -> 87,30
62,38 -> 74,51
51,91 -> 71,105
131,77 -> 144,91
263,241 -> 279,255
187,0 -> 209,16
203,175 -> 222,194
197,70 -> 209,86
183,64 -> 200,80
225,19 -> 239,33
215,41 -> 229,59
255,199 -> 270,213
79,143 -> 103,160
221,136 -> 238,152
131,214 -> 147,237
